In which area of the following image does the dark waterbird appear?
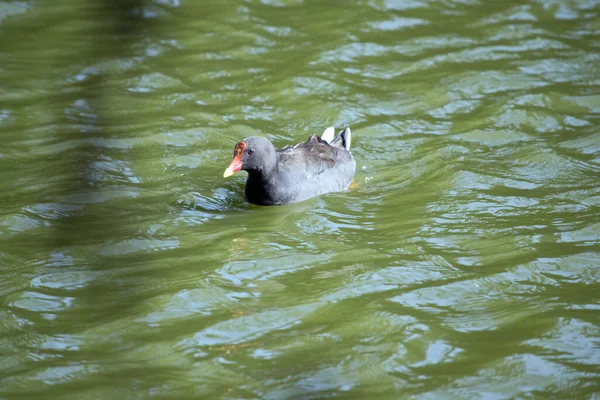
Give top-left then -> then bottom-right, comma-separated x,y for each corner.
223,127 -> 356,206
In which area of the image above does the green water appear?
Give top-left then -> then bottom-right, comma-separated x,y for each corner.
1,0 -> 599,398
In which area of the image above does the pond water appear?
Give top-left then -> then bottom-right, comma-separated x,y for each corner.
1,0 -> 599,398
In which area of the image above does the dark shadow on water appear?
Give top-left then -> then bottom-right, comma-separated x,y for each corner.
47,0 -> 166,327
54,0 -> 152,246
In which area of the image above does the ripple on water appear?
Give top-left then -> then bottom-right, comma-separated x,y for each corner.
419,353 -> 584,399
139,286 -> 240,326
452,129 -> 533,147
217,251 -> 330,284
525,317 -> 600,366
366,16 -> 428,31
40,334 -> 84,352
10,291 -> 74,318
518,54 -> 600,85
30,270 -> 101,291
557,222 -> 600,246
560,132 -> 600,155
0,214 -> 43,236
510,147 -> 595,186
180,302 -> 322,348
389,260 -> 563,333
58,190 -> 140,205
98,238 -> 179,257
176,189 -> 243,225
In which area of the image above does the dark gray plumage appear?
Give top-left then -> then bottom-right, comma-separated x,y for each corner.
224,128 -> 355,206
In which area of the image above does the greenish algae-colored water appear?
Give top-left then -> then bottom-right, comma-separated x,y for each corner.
1,0 -> 599,398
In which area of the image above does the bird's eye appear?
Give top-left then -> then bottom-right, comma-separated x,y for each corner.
247,148 -> 255,156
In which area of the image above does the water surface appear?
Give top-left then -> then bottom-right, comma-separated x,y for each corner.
1,0 -> 599,398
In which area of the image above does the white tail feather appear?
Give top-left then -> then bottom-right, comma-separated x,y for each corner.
321,126 -> 334,143
344,127 -> 351,150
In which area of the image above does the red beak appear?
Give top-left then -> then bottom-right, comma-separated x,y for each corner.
223,158 -> 242,177
223,141 -> 246,177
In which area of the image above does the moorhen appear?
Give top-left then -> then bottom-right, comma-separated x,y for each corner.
223,127 -> 355,205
